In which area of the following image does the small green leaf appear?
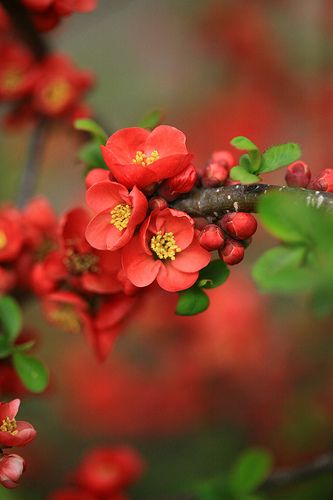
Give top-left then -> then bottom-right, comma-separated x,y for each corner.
229,448 -> 273,495
14,340 -> 36,353
79,141 -> 107,170
259,143 -> 301,174
0,336 -> 13,359
176,287 -> 210,316
230,166 -> 260,184
198,260 -> 230,289
138,109 -> 164,130
74,118 -> 108,143
13,353 -> 49,393
252,246 -> 311,293
0,296 -> 22,342
231,136 -> 258,151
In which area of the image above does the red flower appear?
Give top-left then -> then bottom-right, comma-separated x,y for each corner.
101,125 -> 193,188
122,208 -> 210,292
0,399 -> 36,448
85,168 -> 112,189
48,488 -> 96,500
76,447 -> 144,497
32,54 -> 94,117
85,181 -> 148,251
42,291 -> 91,335
0,210 -> 23,263
0,43 -> 37,102
0,453 -> 25,489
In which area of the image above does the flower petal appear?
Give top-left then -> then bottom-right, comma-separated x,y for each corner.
172,239 -> 211,272
122,236 -> 160,287
156,263 -> 198,292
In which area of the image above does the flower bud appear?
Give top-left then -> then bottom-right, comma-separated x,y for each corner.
85,169 -> 112,189
157,183 -> 177,202
220,212 -> 257,240
211,150 -> 235,171
193,217 -> 209,230
219,238 -> 244,265
285,161 -> 311,188
199,224 -> 225,251
166,165 -> 198,194
0,454 -> 25,489
311,168 -> 333,192
202,162 -> 228,187
148,196 -> 168,211
143,183 -> 158,197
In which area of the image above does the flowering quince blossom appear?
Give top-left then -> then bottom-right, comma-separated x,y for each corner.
85,181 -> 148,251
0,43 -> 38,102
0,399 -> 36,449
101,125 -> 193,188
0,454 -> 25,489
122,208 -> 211,292
0,209 -> 23,263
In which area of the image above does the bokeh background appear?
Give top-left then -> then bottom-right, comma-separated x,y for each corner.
2,0 -> 333,498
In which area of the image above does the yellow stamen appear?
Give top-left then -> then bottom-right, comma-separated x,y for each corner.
41,79 -> 72,110
132,150 -> 159,167
2,69 -> 22,92
150,231 -> 181,261
48,306 -> 81,334
0,417 -> 18,435
0,231 -> 7,250
65,250 -> 99,275
110,204 -> 132,231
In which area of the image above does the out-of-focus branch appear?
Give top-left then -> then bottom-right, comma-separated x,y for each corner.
17,119 -> 48,208
171,184 -> 333,217
0,0 -> 49,60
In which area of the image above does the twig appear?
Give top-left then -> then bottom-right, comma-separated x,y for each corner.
171,184 -> 333,217
17,119 -> 47,208
0,0 -> 49,60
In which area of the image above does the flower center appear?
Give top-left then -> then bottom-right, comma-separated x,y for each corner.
0,231 -> 7,250
150,231 -> 181,260
48,306 -> 81,334
65,250 -> 99,275
110,204 -> 132,231
1,68 -> 23,92
132,150 -> 159,167
41,79 -> 72,111
0,417 -> 17,435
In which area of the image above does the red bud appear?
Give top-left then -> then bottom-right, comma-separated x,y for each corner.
202,162 -> 228,187
166,165 -> 198,195
220,212 -> 257,240
193,217 -> 209,230
285,161 -> 311,188
211,150 -> 235,171
311,168 -> 333,192
199,224 -> 225,251
219,238 -> 244,265
148,197 -> 168,211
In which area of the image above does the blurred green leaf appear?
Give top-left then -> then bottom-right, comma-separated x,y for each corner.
259,143 -> 301,174
229,448 -> 273,495
176,287 -> 209,316
14,340 -> 36,352
74,118 -> 107,143
230,166 -> 260,184
252,246 -> 311,293
0,295 -> 22,342
231,136 -> 258,151
138,109 -> 164,130
13,353 -> 49,393
79,141 -> 108,170
198,260 -> 230,289
0,336 -> 13,359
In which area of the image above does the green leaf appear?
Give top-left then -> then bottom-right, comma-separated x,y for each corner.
259,143 -> 301,174
231,136 -> 258,151
0,336 -> 13,359
0,296 -> 22,342
252,246 -> 311,293
74,118 -> 108,143
258,192 -> 313,244
13,340 -> 36,352
13,353 -> 49,393
229,448 -> 273,495
138,109 -> 163,130
176,287 -> 210,316
79,141 -> 107,170
230,166 -> 260,184
198,260 -> 230,289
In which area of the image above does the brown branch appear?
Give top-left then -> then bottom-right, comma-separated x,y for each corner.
0,0 -> 49,60
171,184 -> 333,217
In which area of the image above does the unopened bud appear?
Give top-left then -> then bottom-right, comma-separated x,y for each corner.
202,162 -> 228,187
218,238 -> 244,265
220,212 -> 257,240
285,161 -> 311,188
193,217 -> 209,230
148,197 -> 168,211
311,168 -> 333,192
199,224 -> 225,251
211,150 -> 235,171
0,454 -> 25,489
166,165 -> 198,194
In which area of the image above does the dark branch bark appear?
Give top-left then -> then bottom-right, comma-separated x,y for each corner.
17,119 -> 48,208
171,184 -> 333,217
0,0 -> 49,60
260,452 -> 333,491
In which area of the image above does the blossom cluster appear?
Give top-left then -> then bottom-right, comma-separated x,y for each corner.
0,399 -> 36,489
49,446 -> 144,499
